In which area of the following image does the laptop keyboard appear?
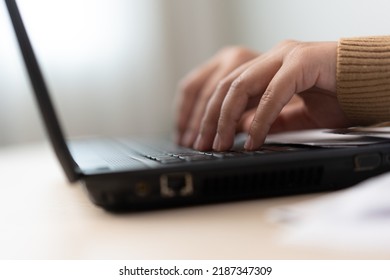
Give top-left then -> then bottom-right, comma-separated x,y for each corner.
140,145 -> 304,164
70,138 -> 312,170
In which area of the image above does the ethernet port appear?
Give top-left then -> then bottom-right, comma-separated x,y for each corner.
160,173 -> 193,198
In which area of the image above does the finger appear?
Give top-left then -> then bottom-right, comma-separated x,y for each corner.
212,56 -> 282,151
180,67 -> 228,147
244,42 -> 337,149
175,58 -> 219,144
193,59 -> 259,150
176,47 -> 260,145
244,59 -> 315,150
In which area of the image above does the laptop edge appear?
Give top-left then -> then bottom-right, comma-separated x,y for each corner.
5,0 -> 390,211
5,0 -> 80,182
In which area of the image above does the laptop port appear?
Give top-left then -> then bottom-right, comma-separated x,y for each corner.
160,173 -> 193,198
134,181 -> 151,197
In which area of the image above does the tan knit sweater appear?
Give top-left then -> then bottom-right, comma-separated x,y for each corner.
337,36 -> 390,125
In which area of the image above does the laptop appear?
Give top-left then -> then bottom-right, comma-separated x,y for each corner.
5,0 -> 390,211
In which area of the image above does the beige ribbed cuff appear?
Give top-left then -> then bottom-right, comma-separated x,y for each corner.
337,36 -> 390,125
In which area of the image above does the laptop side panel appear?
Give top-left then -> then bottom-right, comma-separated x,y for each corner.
82,143 -> 390,211
5,0 -> 80,182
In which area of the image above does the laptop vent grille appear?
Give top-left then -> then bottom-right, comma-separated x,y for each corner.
202,166 -> 323,198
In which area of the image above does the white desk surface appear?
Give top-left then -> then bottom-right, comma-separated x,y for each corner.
0,142 -> 389,260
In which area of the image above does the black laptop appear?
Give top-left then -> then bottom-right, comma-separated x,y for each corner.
5,0 -> 390,211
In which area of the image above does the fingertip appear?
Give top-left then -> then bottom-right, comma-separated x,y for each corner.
181,131 -> 195,148
212,133 -> 222,151
245,127 -> 267,150
244,135 -> 253,150
245,137 -> 266,151
193,135 -> 206,151
212,132 -> 236,151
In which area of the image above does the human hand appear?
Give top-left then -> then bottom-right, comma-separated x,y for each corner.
175,46 -> 260,147
176,41 -> 351,151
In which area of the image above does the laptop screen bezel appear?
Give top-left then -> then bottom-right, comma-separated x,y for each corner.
4,0 -> 80,182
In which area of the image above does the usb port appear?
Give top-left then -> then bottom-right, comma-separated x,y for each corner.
160,173 -> 193,198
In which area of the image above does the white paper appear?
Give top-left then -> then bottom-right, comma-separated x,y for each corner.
329,126 -> 390,139
269,172 -> 390,254
265,129 -> 388,147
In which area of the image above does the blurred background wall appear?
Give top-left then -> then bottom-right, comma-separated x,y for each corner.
1,0 -> 390,147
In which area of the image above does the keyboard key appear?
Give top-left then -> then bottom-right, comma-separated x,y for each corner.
179,154 -> 216,162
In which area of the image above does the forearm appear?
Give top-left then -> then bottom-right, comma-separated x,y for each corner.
337,36 -> 390,125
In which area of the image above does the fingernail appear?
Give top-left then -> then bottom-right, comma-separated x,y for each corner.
244,135 -> 253,150
212,133 -> 221,151
194,135 -> 203,150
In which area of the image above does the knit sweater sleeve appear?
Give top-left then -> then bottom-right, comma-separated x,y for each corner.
336,36 -> 390,125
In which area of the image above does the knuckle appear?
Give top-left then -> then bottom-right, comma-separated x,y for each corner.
276,40 -> 312,63
260,89 -> 274,109
221,46 -> 253,62
262,86 -> 274,102
277,39 -> 298,49
249,117 -> 262,131
216,77 -> 233,93
286,43 -> 312,63
229,75 -> 246,92
216,78 -> 229,91
291,46 -> 307,59
219,103 -> 240,126
261,87 -> 285,109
